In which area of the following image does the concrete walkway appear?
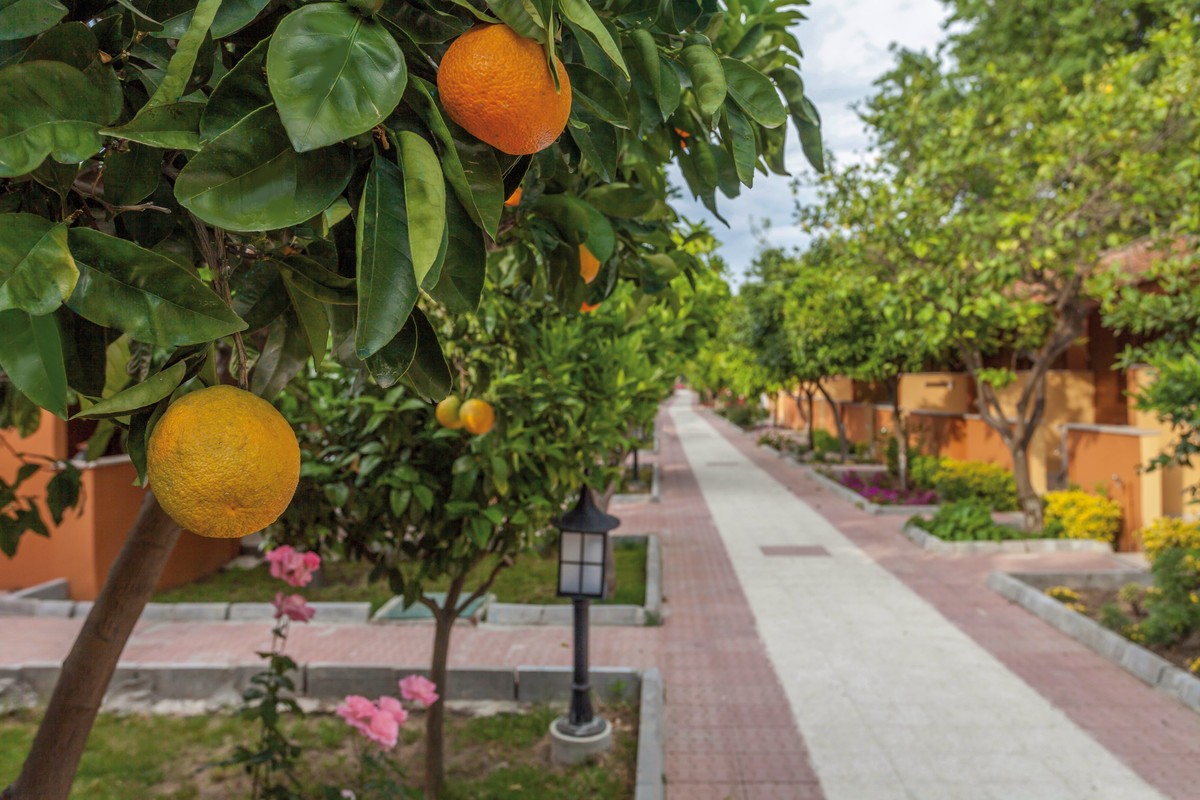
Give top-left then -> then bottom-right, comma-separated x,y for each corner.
672,397 -> 1161,800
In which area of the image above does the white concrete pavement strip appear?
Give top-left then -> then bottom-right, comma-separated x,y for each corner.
670,396 -> 1161,800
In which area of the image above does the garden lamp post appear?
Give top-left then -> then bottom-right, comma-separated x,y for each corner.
628,426 -> 645,492
550,485 -> 620,764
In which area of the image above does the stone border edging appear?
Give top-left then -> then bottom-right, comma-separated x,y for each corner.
0,662 -> 665,791
0,588 -> 372,623
611,462 -> 662,505
988,570 -> 1200,713
903,523 -> 1113,554
483,534 -> 663,626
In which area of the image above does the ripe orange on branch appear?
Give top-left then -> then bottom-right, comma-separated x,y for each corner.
579,246 -> 601,284
459,399 -> 496,435
437,24 -> 572,155
436,395 -> 464,429
146,386 -> 300,539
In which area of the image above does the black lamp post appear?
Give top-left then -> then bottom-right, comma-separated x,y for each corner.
627,426 -> 645,492
554,485 -> 620,741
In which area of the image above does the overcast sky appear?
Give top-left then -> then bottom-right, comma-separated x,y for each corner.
672,0 -> 948,284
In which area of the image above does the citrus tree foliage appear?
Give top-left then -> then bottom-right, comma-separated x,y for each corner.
0,0 -> 823,553
796,0 -> 1198,527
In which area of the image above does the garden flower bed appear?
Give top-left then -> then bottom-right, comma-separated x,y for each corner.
0,703 -> 639,800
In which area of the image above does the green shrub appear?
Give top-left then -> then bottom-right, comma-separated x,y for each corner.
1043,490 -> 1122,543
811,429 -> 840,453
910,500 -> 1022,542
885,438 -> 920,477
1137,548 -> 1200,645
910,454 -> 942,490
719,401 -> 767,430
931,459 -> 1018,511
1139,517 -> 1200,562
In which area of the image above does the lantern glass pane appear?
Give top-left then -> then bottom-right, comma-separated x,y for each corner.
558,563 -> 581,595
583,532 -> 604,564
581,564 -> 604,596
560,531 -> 582,562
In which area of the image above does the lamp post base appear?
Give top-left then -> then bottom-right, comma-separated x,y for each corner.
549,715 -> 612,765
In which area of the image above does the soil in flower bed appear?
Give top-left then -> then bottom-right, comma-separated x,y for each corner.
155,539 -> 648,609
829,470 -> 937,506
1048,586 -> 1200,672
0,702 -> 637,799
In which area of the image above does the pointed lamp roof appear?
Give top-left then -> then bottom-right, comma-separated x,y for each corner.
556,485 -> 621,533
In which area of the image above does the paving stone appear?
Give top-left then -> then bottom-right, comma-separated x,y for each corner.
308,602 -> 370,623
141,603 -> 230,621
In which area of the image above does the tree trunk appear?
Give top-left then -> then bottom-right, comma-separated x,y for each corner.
805,390 -> 816,445
3,492 -> 178,800
424,576 -> 463,800
1009,437 -> 1045,532
816,382 -> 850,462
887,378 -> 909,492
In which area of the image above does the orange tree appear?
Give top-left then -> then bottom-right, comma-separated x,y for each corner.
0,0 -> 821,796
273,279 -> 685,796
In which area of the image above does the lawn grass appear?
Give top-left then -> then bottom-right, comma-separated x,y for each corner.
0,703 -> 637,799
154,538 -> 649,609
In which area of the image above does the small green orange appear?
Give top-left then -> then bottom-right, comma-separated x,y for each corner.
436,396 -> 464,429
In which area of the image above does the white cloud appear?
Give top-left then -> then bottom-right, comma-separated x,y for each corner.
671,0 -> 947,286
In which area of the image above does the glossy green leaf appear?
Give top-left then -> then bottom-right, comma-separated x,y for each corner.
0,60 -> 115,177
403,307 -> 451,401
485,0 -> 542,42
74,360 -> 186,419
405,78 -> 502,238
559,0 -> 628,78
267,3 -> 406,153
0,309 -> 67,417
277,254 -> 356,306
535,194 -> 591,245
0,214 -> 76,315
200,37 -> 272,142
252,309 -> 310,400
680,45 -> 726,119
45,465 -> 80,524
20,20 -> 92,67
102,144 -> 162,206
428,191 -> 486,313
582,183 -> 656,218
566,63 -> 629,127
101,102 -> 205,151
0,0 -> 66,41
145,0 -> 220,109
175,105 -> 353,231
396,131 -> 446,287
578,201 -> 615,262
56,307 -> 109,399
721,103 -> 756,185
568,107 -> 617,182
364,314 -> 416,388
231,259 -> 288,331
283,274 -> 330,366
381,0 -> 471,44
66,227 -> 247,346
793,98 -> 824,173
356,155 -> 418,358
159,0 -> 270,40
721,57 -> 786,128
656,56 -> 682,120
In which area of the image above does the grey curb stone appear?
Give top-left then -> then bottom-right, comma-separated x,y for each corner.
644,534 -> 663,621
228,602 -> 277,620
902,523 -> 1113,554
635,668 -> 665,800
989,570 -> 1200,715
0,599 -> 40,617
106,664 -> 242,701
141,603 -> 230,621
306,664 -> 397,699
307,602 -> 371,623
12,578 -> 69,600
17,662 -> 62,697
516,666 -> 640,704
31,600 -> 75,618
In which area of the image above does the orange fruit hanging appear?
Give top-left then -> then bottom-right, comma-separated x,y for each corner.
146,386 -> 300,539
581,301 -> 600,313
579,246 -> 601,284
459,399 -> 496,435
504,187 -> 523,207
435,396 -> 464,429
437,24 -> 572,156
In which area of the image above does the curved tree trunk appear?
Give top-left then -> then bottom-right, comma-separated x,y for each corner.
816,382 -> 850,462
424,576 -> 463,800
3,492 -> 178,800
1010,443 -> 1045,532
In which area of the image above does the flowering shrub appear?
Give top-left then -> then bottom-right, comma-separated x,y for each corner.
757,431 -> 808,458
1139,517 -> 1200,562
931,459 -> 1018,511
266,545 -> 321,587
837,470 -> 938,506
1043,490 -> 1123,543
335,676 -> 440,752
911,500 -> 1022,542
1044,586 -> 1087,613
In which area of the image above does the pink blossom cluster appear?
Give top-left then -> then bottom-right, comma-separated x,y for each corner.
265,545 -> 321,587
272,592 -> 315,622
336,676 -> 439,749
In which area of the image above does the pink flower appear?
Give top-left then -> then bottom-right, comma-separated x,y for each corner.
377,695 -> 409,726
399,675 -> 439,708
363,708 -> 399,749
266,545 -> 321,587
337,694 -> 405,749
336,695 -> 376,734
272,592 -> 315,623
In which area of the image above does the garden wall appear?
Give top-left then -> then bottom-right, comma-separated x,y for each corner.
1063,424 -> 1162,551
0,413 -> 239,599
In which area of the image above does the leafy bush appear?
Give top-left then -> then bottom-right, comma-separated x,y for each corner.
910,454 -> 942,490
1139,517 -> 1200,562
910,501 -> 1022,542
1137,548 -> 1200,645
930,459 -> 1018,511
885,438 -> 921,477
718,400 -> 767,430
1043,490 -> 1123,543
757,432 -> 808,457
811,429 -> 840,453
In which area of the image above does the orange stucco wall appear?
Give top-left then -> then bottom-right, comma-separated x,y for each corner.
1064,428 -> 1145,551
0,416 -> 239,599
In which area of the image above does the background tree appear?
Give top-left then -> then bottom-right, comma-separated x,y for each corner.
0,0 -> 823,795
